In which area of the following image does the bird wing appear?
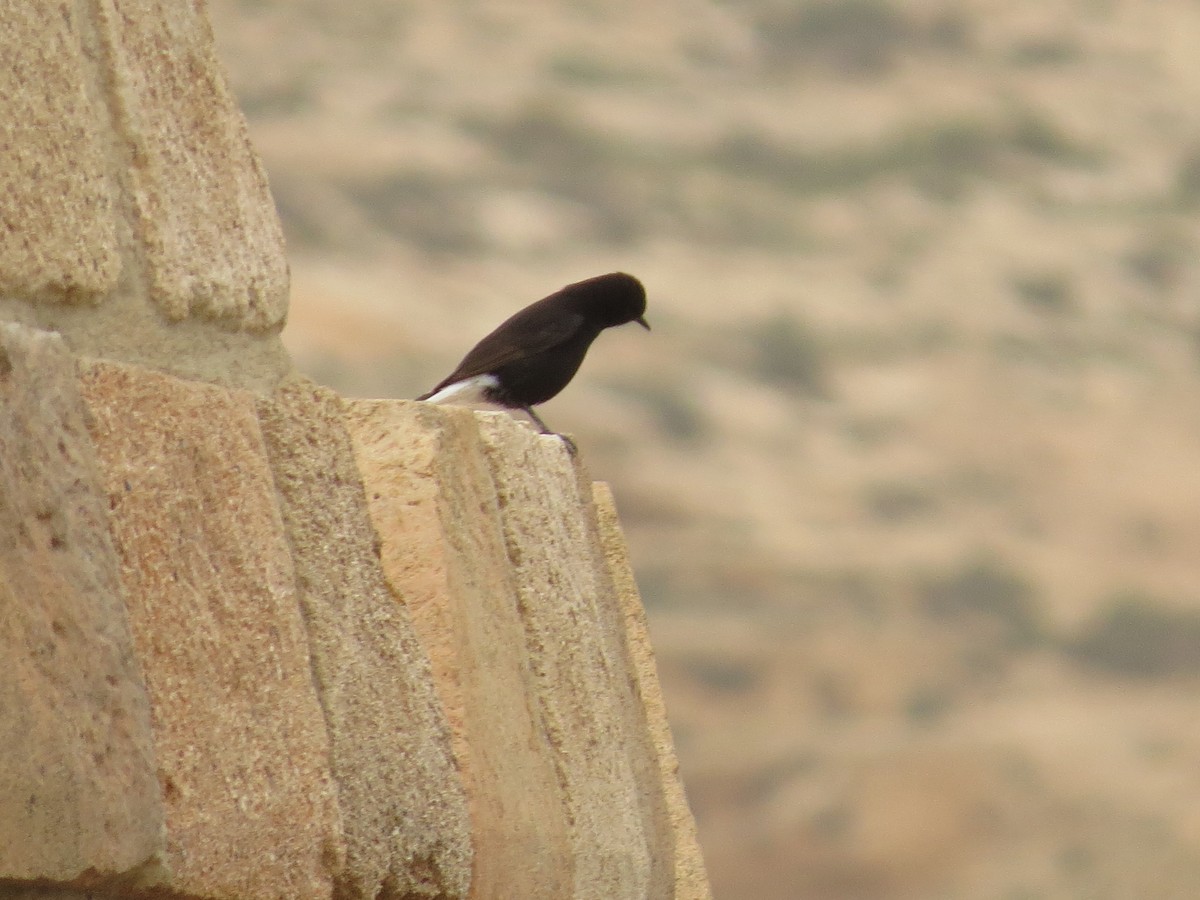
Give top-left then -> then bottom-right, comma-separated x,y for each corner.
425,299 -> 587,394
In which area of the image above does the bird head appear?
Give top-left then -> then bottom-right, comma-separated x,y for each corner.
567,271 -> 649,330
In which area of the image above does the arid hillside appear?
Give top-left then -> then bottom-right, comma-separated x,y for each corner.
209,1 -> 1200,896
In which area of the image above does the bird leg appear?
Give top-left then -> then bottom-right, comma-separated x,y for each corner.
521,406 -> 577,456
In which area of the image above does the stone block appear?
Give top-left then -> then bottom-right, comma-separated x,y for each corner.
593,483 -> 713,900
475,413 -> 669,898
94,0 -> 288,328
0,5 -> 120,302
345,400 -> 573,899
78,359 -> 342,900
0,325 -> 163,887
257,380 -> 472,900
0,3 -> 292,392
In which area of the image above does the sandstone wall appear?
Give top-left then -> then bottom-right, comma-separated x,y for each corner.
0,3 -> 708,898
0,2 -> 290,391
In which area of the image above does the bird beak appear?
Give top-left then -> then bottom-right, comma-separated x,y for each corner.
636,316 -> 650,331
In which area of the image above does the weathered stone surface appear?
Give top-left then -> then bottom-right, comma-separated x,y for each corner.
95,0 -> 288,328
345,401 -> 573,900
0,889 -> 107,900
474,413 -> 666,898
0,325 -> 163,886
593,483 -> 714,900
257,379 -> 472,900
0,3 -> 292,393
77,359 -> 342,900
0,6 -> 121,302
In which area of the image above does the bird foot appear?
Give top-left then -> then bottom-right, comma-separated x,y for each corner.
520,406 -> 577,456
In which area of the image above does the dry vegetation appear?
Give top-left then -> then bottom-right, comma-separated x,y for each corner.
210,1 -> 1200,896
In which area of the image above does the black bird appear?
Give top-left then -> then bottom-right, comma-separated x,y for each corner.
417,272 -> 649,451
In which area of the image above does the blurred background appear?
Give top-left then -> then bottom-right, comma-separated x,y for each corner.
208,1 -> 1200,896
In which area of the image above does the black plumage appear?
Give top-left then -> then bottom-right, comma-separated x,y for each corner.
417,272 -> 649,450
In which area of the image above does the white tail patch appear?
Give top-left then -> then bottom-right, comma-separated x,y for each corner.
419,374 -> 501,407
